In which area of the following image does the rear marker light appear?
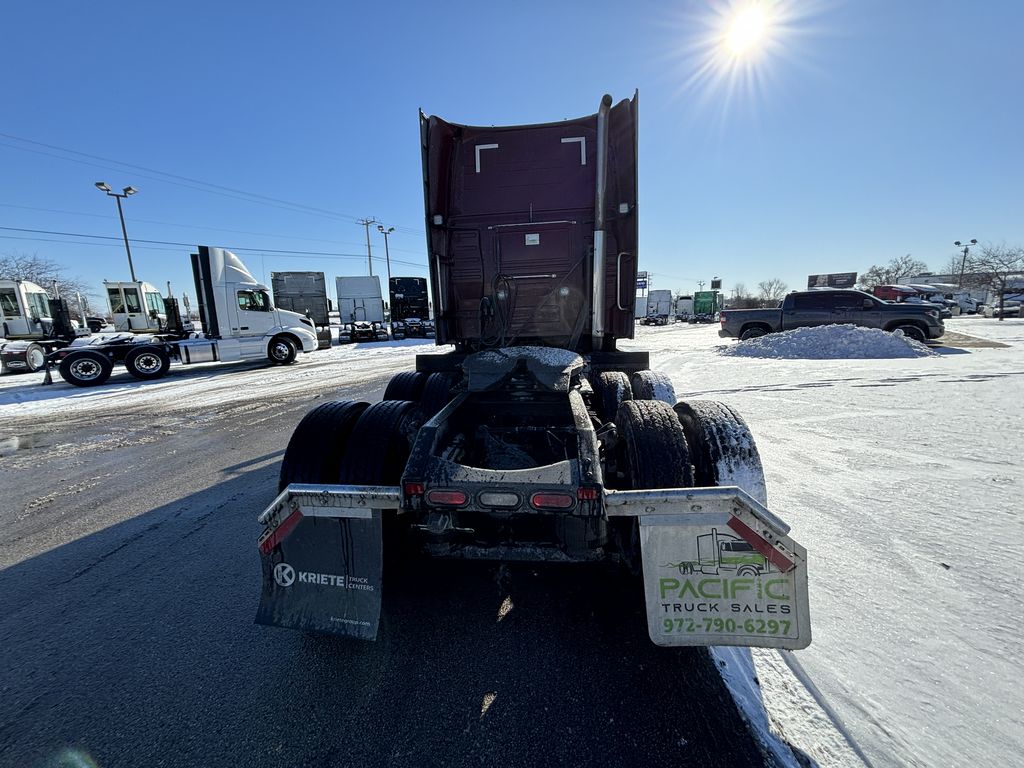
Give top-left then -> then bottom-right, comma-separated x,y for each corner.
577,487 -> 600,501
531,493 -> 575,510
403,481 -> 425,497
479,491 -> 520,508
425,489 -> 468,506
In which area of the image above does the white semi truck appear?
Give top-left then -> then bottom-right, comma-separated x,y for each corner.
104,280 -> 171,333
50,246 -> 318,386
335,275 -> 389,343
0,280 -> 89,373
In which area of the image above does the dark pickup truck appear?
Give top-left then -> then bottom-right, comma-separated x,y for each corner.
719,289 -> 944,342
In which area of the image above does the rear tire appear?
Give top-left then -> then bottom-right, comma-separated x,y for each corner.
740,326 -> 769,341
592,371 -> 632,423
124,346 -> 171,380
629,369 -> 676,404
268,335 -> 298,365
612,400 -> 693,573
382,371 -> 428,402
25,343 -> 46,373
59,350 -> 113,387
418,371 -> 460,419
278,400 -> 370,492
338,400 -> 422,573
673,400 -> 767,505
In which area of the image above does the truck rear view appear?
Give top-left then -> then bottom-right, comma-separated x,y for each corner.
258,94 -> 811,651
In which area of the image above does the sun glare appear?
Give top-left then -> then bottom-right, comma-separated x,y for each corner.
666,0 -> 814,118
724,5 -> 772,57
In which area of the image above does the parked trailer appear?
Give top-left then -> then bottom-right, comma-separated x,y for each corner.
0,280 -> 88,373
257,94 -> 810,651
49,246 -> 318,387
271,271 -> 333,349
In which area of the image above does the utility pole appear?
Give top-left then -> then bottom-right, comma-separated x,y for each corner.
697,280 -> 706,291
358,217 -> 378,276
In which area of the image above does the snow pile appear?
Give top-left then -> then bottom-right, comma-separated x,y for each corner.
719,324 -> 937,359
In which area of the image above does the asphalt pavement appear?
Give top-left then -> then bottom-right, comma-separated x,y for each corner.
0,363 -> 766,768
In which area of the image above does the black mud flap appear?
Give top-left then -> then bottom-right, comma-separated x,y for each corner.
256,510 -> 383,640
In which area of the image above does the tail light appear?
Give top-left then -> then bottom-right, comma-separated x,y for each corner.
425,489 -> 468,507
530,492 -> 575,510
403,481 -> 425,497
719,312 -> 727,325
576,486 -> 600,501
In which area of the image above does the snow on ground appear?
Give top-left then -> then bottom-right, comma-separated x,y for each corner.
3,317 -> 1022,766
625,317 -> 1024,767
0,338 -> 449,418
719,324 -> 937,359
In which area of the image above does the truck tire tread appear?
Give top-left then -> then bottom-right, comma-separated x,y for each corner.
592,371 -> 632,423
383,371 -> 429,402
673,400 -> 767,505
629,369 -> 676,404
278,400 -> 370,491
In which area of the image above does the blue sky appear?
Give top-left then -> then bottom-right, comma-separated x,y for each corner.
2,0 -> 1021,306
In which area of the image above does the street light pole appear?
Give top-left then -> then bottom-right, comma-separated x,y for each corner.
377,225 -> 395,296
954,238 -> 978,288
95,182 -> 138,281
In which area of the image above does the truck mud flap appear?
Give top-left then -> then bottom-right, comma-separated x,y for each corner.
605,487 -> 811,650
256,485 -> 399,640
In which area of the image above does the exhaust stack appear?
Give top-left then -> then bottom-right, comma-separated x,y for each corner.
591,94 -> 613,348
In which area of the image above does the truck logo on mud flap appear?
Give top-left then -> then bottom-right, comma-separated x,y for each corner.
273,563 -> 296,587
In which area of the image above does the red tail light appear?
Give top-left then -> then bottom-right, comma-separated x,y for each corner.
425,489 -> 468,506
530,492 -> 575,510
576,487 -> 600,501
403,481 -> 425,497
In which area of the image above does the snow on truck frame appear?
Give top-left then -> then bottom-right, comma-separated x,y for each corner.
257,93 -> 811,650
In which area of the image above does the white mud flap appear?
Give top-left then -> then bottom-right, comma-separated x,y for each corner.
606,487 -> 811,650
255,485 -> 397,640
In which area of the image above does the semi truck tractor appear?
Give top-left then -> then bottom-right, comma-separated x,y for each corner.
0,280 -> 88,373
271,271 -> 333,349
104,280 -> 169,333
335,276 -> 390,343
49,246 -> 318,386
257,94 -> 811,650
643,288 -> 673,325
389,276 -> 434,338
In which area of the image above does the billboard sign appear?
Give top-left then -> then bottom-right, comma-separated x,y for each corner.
807,272 -> 857,289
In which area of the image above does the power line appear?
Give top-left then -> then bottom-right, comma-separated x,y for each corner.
0,133 -> 429,235
0,225 -> 428,269
0,201 -> 427,255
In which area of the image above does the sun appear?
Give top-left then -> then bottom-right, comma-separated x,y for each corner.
724,4 -> 773,57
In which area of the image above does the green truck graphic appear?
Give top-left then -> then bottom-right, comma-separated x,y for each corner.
667,528 -> 776,577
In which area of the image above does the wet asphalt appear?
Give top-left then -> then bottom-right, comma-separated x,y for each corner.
0,367 -> 765,768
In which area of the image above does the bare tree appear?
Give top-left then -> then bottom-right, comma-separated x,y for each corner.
729,283 -> 759,309
0,251 -> 97,316
757,278 -> 788,307
857,254 -> 929,290
967,244 -> 1024,320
